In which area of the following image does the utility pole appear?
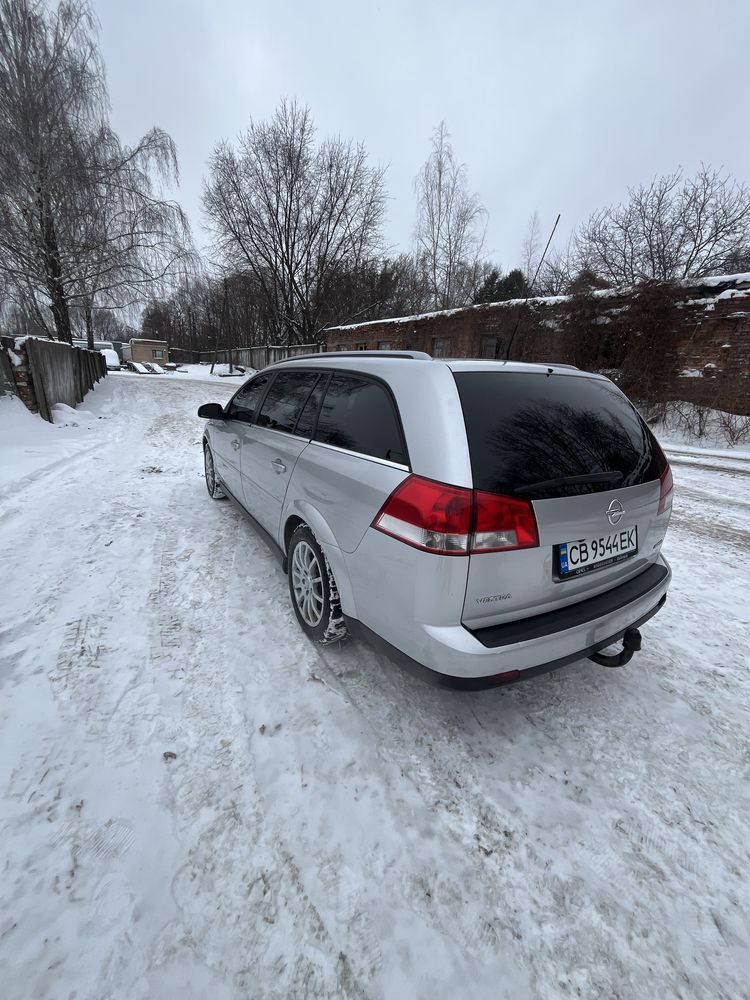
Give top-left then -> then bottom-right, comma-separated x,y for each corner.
187,303 -> 194,361
210,291 -> 225,376
502,213 -> 561,361
224,277 -> 234,374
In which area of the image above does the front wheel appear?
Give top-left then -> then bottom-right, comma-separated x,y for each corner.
203,443 -> 226,499
288,526 -> 348,643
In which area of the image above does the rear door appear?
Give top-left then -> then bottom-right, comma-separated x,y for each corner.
289,372 -> 410,552
239,370 -> 323,539
454,371 -> 670,628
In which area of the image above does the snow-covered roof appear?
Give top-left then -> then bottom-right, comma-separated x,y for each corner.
329,294 -> 574,334
329,271 -> 750,334
682,271 -> 750,289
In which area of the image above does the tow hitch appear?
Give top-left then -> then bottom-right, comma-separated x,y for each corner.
589,627 -> 642,668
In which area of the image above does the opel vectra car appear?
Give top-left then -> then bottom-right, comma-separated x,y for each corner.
198,352 -> 673,688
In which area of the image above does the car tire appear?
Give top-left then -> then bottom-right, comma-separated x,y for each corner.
288,525 -> 348,644
203,443 -> 226,499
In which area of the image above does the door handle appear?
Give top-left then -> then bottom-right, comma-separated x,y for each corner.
271,458 -> 287,474
231,439 -> 240,451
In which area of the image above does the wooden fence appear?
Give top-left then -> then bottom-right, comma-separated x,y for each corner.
169,343 -> 321,369
3,337 -> 107,422
0,345 -> 15,396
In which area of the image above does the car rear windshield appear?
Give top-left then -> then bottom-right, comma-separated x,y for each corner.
454,371 -> 667,499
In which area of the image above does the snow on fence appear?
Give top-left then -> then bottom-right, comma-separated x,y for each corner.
0,336 -> 106,422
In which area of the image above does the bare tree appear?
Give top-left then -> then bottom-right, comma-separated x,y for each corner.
536,238 -> 575,296
414,122 -> 487,310
0,0 -> 105,340
203,100 -> 387,345
521,210 -> 541,289
71,126 -> 191,347
575,166 -> 750,285
0,0 -> 191,343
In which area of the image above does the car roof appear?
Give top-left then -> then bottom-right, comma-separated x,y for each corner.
265,352 -> 587,378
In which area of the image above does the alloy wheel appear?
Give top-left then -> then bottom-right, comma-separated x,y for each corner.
291,540 -> 325,627
204,446 -> 215,491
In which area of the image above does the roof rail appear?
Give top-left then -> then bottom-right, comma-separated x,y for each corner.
268,350 -> 432,366
460,358 -> 579,370
443,357 -> 580,370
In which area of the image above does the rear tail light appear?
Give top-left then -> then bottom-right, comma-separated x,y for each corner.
658,465 -> 673,514
372,475 -> 539,555
372,476 -> 472,555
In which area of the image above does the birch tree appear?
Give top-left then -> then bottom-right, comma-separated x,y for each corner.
0,0 -> 103,340
521,210 -> 541,289
0,0 -> 190,343
414,122 -> 487,309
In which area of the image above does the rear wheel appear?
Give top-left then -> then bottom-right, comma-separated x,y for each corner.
288,525 -> 347,643
203,443 -> 225,499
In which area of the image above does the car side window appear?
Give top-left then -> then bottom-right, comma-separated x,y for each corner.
314,374 -> 407,464
295,374 -> 328,438
227,374 -> 272,423
255,371 -> 320,434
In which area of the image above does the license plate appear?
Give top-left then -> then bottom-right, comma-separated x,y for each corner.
558,526 -> 638,578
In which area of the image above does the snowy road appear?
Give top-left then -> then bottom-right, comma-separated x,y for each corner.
1,374 -> 748,999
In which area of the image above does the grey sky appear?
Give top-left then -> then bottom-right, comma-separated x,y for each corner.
94,0 -> 750,269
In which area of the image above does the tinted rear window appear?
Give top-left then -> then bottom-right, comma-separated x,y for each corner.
454,372 -> 667,499
314,374 -> 408,465
295,373 -> 328,438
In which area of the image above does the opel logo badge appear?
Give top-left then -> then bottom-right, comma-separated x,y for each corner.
607,499 -> 624,525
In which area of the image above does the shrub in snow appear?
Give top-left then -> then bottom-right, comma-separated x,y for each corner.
716,410 -> 750,446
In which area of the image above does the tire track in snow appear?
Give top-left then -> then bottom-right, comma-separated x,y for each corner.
676,483 -> 750,514
668,455 -> 750,477
308,631 -> 749,997
138,469 -> 374,998
309,638 -> 548,969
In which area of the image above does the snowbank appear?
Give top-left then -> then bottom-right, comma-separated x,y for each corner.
173,363 -> 254,382
0,387 -> 111,492
650,402 -> 750,451
50,402 -> 98,426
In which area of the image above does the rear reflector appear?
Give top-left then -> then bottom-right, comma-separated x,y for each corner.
658,465 -> 673,514
488,669 -> 520,686
372,475 -> 539,556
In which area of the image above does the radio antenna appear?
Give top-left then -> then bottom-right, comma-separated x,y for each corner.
502,212 -> 561,361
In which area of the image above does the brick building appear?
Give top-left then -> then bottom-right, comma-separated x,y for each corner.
129,338 -> 169,365
324,274 -> 750,412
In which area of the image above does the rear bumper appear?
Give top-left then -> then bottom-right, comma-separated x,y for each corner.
356,556 -> 672,687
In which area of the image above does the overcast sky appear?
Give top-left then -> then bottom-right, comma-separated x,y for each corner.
93,0 -> 749,269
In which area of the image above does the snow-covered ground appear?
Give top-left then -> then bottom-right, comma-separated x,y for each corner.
1,374 -> 748,999
117,363 -> 252,385
171,362 -> 253,383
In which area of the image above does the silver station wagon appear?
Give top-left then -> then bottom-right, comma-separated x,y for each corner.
198,352 -> 673,688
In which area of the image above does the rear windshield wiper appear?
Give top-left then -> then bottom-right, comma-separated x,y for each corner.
514,471 -> 624,496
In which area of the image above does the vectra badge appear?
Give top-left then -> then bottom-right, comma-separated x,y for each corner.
606,499 -> 624,525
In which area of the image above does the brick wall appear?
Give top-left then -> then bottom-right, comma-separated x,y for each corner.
325,279 -> 750,413
0,337 -> 38,411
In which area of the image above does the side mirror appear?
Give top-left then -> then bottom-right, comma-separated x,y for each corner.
197,402 -> 225,419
